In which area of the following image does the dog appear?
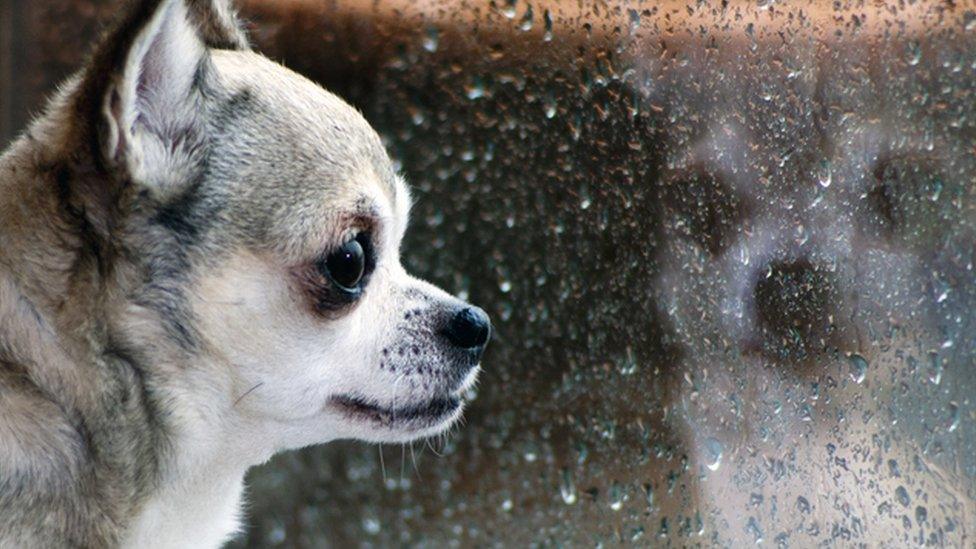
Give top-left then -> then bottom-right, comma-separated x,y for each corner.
0,0 -> 490,546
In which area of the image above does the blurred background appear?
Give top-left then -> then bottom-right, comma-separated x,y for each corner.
3,0 -> 975,546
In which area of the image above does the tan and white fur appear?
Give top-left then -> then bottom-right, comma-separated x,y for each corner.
0,0 -> 490,547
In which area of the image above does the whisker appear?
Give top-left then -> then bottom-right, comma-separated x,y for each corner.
409,442 -> 420,478
378,444 -> 387,483
400,444 -> 407,482
232,382 -> 264,407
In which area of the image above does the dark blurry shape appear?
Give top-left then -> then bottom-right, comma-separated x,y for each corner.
3,0 -> 975,547
753,258 -> 835,361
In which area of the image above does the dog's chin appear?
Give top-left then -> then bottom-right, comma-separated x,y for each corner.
328,394 -> 464,442
328,367 -> 480,443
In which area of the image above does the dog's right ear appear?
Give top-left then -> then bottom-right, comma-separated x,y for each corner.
75,0 -> 246,196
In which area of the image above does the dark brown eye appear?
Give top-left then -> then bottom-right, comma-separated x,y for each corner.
322,236 -> 365,291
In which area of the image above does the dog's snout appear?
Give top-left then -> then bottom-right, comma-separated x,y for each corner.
441,306 -> 492,352
753,258 -> 835,357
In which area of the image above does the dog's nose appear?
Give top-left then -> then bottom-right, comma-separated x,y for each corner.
441,306 -> 492,351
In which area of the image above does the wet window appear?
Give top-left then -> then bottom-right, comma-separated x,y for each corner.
3,0 -> 975,546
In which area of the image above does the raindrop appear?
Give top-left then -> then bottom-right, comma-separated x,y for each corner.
796,496 -> 811,514
927,352 -> 943,385
658,517 -> 670,538
946,401 -> 960,433
895,485 -> 911,507
704,437 -> 723,471
464,76 -> 485,100
609,480 -> 624,510
559,468 -> 578,504
543,9 -> 553,41
628,8 -> 641,31
362,516 -> 381,535
746,516 -> 764,544
643,483 -> 655,510
907,40 -> 922,66
502,0 -> 517,19
915,506 -> 927,524
847,353 -> 868,384
422,26 -> 439,53
501,498 -> 513,512
519,4 -> 534,31
543,94 -> 557,119
816,160 -> 832,188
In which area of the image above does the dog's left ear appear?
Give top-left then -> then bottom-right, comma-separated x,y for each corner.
79,0 -> 246,197
187,0 -> 250,50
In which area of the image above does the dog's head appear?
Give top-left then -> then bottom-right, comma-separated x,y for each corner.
58,0 -> 489,450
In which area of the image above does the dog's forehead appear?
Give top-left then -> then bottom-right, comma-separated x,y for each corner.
205,51 -> 407,255
209,50 -> 397,197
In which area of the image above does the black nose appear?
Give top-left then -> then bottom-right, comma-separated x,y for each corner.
442,306 -> 492,350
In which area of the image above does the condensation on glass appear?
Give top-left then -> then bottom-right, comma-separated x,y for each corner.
226,1 -> 976,546
4,0 -> 972,546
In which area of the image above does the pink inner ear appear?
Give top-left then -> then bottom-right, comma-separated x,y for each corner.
134,2 -> 189,138
108,88 -> 129,163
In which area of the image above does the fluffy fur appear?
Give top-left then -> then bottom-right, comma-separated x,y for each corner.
0,0 -> 488,546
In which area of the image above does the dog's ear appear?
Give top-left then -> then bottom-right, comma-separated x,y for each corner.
79,0 -> 245,196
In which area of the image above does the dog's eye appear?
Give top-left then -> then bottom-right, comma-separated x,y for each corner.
321,235 -> 366,291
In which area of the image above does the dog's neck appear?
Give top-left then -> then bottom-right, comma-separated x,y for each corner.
0,116 -> 263,547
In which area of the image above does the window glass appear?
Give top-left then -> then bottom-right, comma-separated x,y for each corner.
230,1 -> 975,545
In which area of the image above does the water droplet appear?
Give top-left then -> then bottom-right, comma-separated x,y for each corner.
543,95 -> 557,119
609,480 -> 624,510
464,76 -> 485,100
915,506 -> 928,524
817,160 -> 832,188
422,27 -> 439,53
848,353 -> 868,384
895,485 -> 911,507
501,498 -> 513,512
907,40 -> 922,66
746,516 -> 764,544
519,4 -> 534,31
888,459 -> 902,477
796,496 -> 811,514
362,516 -> 381,535
927,352 -> 943,385
543,9 -> 553,41
559,468 -> 577,504
704,437 -> 723,471
628,8 -> 641,31
946,401 -> 960,432
643,483 -> 655,510
502,0 -> 517,19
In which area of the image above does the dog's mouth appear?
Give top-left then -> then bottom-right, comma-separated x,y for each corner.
329,394 -> 463,430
